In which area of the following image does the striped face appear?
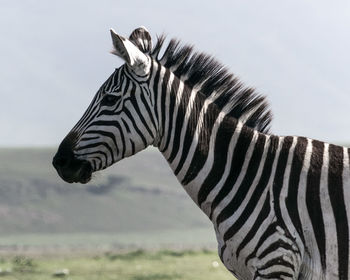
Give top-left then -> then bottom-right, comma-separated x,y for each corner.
74,65 -> 156,166
53,28 -> 155,183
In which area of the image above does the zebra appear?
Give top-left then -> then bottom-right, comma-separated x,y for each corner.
52,26 -> 350,279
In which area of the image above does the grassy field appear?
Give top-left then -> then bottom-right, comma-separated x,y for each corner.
0,229 -> 218,255
0,148 -> 217,255
0,148 -> 233,278
0,250 -> 233,280
0,148 -> 228,278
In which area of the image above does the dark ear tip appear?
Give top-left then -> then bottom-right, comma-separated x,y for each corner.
110,28 -> 116,36
110,28 -> 125,42
137,26 -> 149,32
129,26 -> 152,53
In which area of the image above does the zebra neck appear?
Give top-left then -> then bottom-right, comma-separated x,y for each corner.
173,120 -> 270,218
155,67 -> 271,218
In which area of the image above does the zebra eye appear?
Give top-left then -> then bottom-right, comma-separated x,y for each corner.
101,94 -> 120,106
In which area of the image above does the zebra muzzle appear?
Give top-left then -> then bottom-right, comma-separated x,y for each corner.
53,143 -> 92,184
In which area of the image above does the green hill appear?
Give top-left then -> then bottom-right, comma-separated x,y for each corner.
0,148 -> 215,250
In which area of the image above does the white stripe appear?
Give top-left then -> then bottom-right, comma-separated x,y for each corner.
342,147 -> 350,280
212,130 -> 261,224
159,72 -> 174,151
175,91 -> 221,182
162,80 -> 185,158
279,137 -> 304,253
219,136 -> 282,238
156,66 -> 166,140
216,135 -> 271,232
169,87 -> 198,169
197,121 -> 243,214
319,143 -> 338,278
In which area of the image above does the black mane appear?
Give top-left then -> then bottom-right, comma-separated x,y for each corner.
146,35 -> 272,133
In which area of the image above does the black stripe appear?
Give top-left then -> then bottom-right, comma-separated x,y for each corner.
328,144 -> 348,280
236,190 -> 271,258
222,135 -> 279,242
152,62 -> 161,123
209,125 -> 255,219
256,271 -> 294,279
161,77 -> 180,153
78,150 -> 108,168
272,137 -> 295,222
258,239 -> 297,260
80,136 -> 99,142
216,133 -> 267,225
123,109 -> 147,147
97,159 -> 102,170
78,150 -> 107,158
306,140 -> 326,270
130,139 -> 135,155
91,159 -> 97,171
197,116 -> 238,206
121,118 -> 131,133
85,130 -> 118,155
114,122 -> 126,158
145,59 -> 154,86
84,124 -> 121,156
160,69 -> 171,136
181,102 -> 220,185
219,244 -> 227,263
258,257 -> 295,272
140,88 -> 157,133
245,222 -> 278,265
174,90 -> 206,174
129,84 -> 154,139
167,85 -> 192,163
285,137 -> 307,246
272,136 -> 293,214
97,108 -> 123,116
76,70 -> 123,131
272,136 -> 302,254
76,141 -> 115,164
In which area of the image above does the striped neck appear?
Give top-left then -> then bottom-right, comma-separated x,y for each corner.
152,62 -> 273,219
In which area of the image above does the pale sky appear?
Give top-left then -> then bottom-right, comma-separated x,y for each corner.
1,0 -> 350,147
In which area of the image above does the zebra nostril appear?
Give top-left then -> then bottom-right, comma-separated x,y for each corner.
53,135 -> 77,171
53,156 -> 70,169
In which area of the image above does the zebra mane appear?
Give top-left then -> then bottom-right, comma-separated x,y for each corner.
146,35 -> 272,133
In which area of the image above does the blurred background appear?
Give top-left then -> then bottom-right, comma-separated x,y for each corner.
0,0 -> 349,279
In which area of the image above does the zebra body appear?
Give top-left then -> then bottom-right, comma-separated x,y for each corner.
53,27 -> 349,279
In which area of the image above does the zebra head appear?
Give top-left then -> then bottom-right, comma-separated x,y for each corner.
53,27 -> 157,183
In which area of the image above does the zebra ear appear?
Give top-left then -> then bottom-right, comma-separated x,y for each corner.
110,28 -> 150,75
129,26 -> 152,54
